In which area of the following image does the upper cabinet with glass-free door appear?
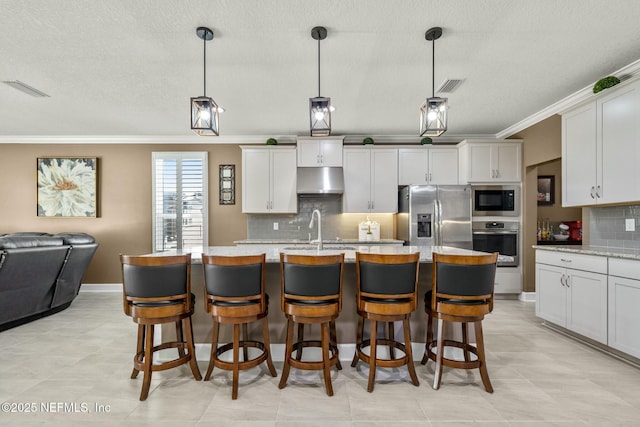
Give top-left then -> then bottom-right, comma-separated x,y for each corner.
398,146 -> 458,185
241,146 -> 297,213
562,78 -> 640,206
296,136 -> 343,167
458,140 -> 522,183
343,147 -> 398,213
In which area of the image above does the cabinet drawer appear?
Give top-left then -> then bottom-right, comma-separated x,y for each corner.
536,250 -> 607,274
609,257 -> 640,280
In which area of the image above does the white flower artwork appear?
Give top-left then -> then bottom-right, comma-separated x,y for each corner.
37,157 -> 97,217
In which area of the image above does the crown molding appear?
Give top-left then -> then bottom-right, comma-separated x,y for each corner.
0,135 -> 299,144
0,133 -> 496,145
496,57 -> 640,139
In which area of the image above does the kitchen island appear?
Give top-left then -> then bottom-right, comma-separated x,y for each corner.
158,244 -> 488,359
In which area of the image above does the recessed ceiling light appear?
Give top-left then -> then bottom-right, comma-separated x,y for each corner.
3,80 -> 50,97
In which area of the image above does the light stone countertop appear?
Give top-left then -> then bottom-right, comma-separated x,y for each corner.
157,245 -> 487,263
233,239 -> 405,245
533,244 -> 640,261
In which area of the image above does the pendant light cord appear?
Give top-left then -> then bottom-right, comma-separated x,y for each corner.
431,36 -> 435,98
317,37 -> 321,97
203,34 -> 207,97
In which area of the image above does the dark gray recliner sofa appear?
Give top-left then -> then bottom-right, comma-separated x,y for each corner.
0,232 -> 98,331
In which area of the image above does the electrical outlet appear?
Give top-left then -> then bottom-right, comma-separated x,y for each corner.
626,218 -> 635,232
273,222 -> 279,231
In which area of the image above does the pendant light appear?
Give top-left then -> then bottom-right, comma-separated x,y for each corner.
309,26 -> 334,137
419,26 -> 448,137
191,26 -> 220,136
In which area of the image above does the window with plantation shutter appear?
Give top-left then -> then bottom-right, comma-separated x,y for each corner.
152,152 -> 208,252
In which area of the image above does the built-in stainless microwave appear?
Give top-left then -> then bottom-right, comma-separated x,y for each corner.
472,185 -> 519,217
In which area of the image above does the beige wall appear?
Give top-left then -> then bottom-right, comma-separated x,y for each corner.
513,114 -> 581,292
537,159 -> 582,226
0,143 -> 246,283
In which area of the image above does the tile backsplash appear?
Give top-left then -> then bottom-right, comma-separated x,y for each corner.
247,196 -> 395,241
589,204 -> 640,249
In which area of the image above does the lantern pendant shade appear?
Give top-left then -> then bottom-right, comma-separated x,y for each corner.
419,96 -> 448,137
191,96 -> 219,136
419,26 -> 448,137
310,96 -> 332,136
191,26 -> 219,136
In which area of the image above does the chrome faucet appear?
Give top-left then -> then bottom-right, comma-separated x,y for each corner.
309,209 -> 323,250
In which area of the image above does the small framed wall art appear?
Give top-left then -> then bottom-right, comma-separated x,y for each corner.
537,175 -> 555,206
219,164 -> 235,205
37,157 -> 98,217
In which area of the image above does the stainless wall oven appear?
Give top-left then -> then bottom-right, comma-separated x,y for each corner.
472,185 -> 519,217
472,221 -> 519,267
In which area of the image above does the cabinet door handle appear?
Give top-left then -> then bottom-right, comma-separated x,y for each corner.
429,172 -> 432,182
495,169 -> 499,178
596,185 -> 601,198
425,173 -> 429,183
560,274 -> 566,286
590,186 -> 596,199
565,275 -> 571,287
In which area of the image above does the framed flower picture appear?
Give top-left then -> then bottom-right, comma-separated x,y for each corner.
37,157 -> 98,217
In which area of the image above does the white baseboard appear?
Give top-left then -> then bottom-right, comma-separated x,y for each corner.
79,283 -> 121,292
518,292 -> 536,302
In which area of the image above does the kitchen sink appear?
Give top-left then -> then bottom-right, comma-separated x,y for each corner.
281,245 -> 356,251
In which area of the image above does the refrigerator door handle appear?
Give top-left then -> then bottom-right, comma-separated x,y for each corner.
434,200 -> 442,247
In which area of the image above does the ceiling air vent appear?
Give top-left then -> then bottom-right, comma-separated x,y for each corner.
3,80 -> 50,97
437,79 -> 464,94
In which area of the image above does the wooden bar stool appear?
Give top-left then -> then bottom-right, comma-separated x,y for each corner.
120,254 -> 202,401
351,252 -> 421,392
279,253 -> 344,396
420,252 -> 498,392
201,254 -> 277,399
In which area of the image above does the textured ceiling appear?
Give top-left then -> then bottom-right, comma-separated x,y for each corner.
2,0 -> 640,142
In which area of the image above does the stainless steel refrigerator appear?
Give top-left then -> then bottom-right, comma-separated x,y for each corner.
397,185 -> 473,249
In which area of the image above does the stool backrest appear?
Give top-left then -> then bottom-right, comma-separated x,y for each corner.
120,254 -> 192,314
431,252 -> 498,310
201,254 -> 266,309
280,253 -> 344,310
356,252 -> 420,305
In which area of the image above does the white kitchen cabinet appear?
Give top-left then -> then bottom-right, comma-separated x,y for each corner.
398,147 -> 458,185
296,137 -> 343,167
562,102 -> 597,206
535,250 -> 608,344
343,147 -> 398,213
608,258 -> 640,358
241,146 -> 297,213
562,79 -> 640,207
458,140 -> 522,183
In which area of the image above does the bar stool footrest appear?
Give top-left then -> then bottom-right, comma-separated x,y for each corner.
426,339 -> 481,370
134,341 -> 194,372
287,340 -> 339,371
213,340 -> 270,371
355,338 -> 411,368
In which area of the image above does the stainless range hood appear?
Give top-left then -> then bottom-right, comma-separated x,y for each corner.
296,167 -> 344,194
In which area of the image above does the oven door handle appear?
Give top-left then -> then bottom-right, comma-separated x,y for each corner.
472,231 -> 518,235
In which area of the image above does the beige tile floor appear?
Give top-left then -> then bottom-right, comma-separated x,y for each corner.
1,292 -> 640,426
